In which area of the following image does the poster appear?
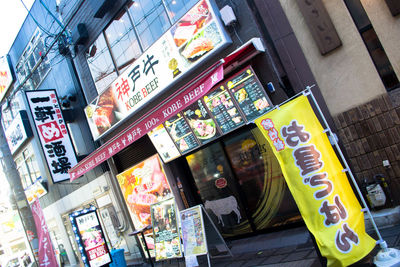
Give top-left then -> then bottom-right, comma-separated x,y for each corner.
151,198 -> 182,261
25,89 -> 77,183
116,155 -> 173,256
85,0 -> 230,140
183,100 -> 220,144
255,95 -> 375,266
203,84 -> 244,134
148,124 -> 181,162
164,113 -> 199,153
180,206 -> 207,256
73,210 -> 112,267
227,66 -> 272,121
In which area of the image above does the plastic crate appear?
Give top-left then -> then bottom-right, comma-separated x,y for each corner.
109,249 -> 127,267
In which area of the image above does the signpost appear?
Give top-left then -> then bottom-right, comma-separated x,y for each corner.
180,205 -> 231,267
150,198 -> 182,261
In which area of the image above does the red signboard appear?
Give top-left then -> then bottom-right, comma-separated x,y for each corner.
69,63 -> 224,180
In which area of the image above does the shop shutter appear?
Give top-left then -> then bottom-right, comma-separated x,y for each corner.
112,135 -> 157,173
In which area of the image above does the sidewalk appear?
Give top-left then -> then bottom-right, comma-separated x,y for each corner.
127,208 -> 400,267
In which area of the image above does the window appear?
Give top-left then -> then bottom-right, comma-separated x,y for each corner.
15,145 -> 41,189
1,92 -> 23,130
87,0 -> 197,93
345,0 -> 400,90
15,29 -> 51,90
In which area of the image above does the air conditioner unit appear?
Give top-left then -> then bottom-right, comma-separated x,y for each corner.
72,24 -> 89,46
90,0 -> 116,19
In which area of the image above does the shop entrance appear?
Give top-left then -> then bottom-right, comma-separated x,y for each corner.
186,126 -> 302,238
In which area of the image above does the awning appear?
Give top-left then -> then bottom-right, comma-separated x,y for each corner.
69,38 -> 265,181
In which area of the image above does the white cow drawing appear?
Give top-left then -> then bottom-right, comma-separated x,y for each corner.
204,196 -> 241,227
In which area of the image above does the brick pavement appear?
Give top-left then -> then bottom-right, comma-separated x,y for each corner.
127,223 -> 400,267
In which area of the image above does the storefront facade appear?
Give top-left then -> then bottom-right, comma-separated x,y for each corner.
61,0 -> 310,261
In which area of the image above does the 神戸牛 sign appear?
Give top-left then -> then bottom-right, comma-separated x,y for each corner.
25,89 -> 77,183
84,0 -> 230,140
151,198 -> 182,261
70,208 -> 112,267
255,95 -> 375,267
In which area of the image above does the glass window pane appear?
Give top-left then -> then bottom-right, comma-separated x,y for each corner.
105,12 -> 142,71
223,127 -> 301,230
129,0 -> 171,51
186,142 -> 252,237
165,0 -> 198,23
86,34 -> 118,93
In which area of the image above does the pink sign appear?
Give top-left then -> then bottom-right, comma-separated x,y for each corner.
31,200 -> 58,267
69,64 -> 224,180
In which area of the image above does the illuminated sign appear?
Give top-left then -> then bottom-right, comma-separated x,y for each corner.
25,89 -> 78,183
0,55 -> 14,102
85,0 -> 230,140
5,110 -> 32,154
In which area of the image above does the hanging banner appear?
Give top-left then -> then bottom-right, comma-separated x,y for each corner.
31,199 -> 58,267
255,95 -> 375,267
26,89 -> 78,183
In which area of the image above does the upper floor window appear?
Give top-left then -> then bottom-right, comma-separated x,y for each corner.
86,0 -> 197,94
1,92 -> 23,130
15,29 -> 51,90
15,144 -> 41,190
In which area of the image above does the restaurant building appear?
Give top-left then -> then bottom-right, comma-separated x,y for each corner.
61,0 -> 400,264
1,0 -> 400,265
60,0 -> 309,263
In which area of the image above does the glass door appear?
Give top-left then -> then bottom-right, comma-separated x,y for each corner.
186,126 -> 301,238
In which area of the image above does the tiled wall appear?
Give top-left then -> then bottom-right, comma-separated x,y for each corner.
333,93 -> 400,206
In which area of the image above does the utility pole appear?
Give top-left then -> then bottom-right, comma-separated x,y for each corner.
0,109 -> 39,265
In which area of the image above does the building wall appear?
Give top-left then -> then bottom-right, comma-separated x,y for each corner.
278,0 -> 386,116
361,0 -> 400,80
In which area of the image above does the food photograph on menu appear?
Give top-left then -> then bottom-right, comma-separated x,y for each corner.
204,84 -> 245,134
164,113 -> 199,153
183,100 -> 220,144
226,66 -> 272,122
171,0 -> 222,63
116,155 -> 173,257
148,124 -> 181,162
151,198 -> 182,261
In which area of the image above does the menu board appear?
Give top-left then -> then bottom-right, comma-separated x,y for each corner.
151,198 -> 182,261
204,84 -> 245,134
180,206 -> 207,256
183,100 -> 220,144
116,155 -> 173,257
164,113 -> 199,153
148,124 -> 181,162
226,66 -> 272,121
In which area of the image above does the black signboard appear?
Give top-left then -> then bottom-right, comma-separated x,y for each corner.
164,113 -> 199,153
203,84 -> 245,134
226,66 -> 272,122
183,100 -> 220,145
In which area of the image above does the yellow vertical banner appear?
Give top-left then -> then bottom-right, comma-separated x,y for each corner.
255,95 -> 376,267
